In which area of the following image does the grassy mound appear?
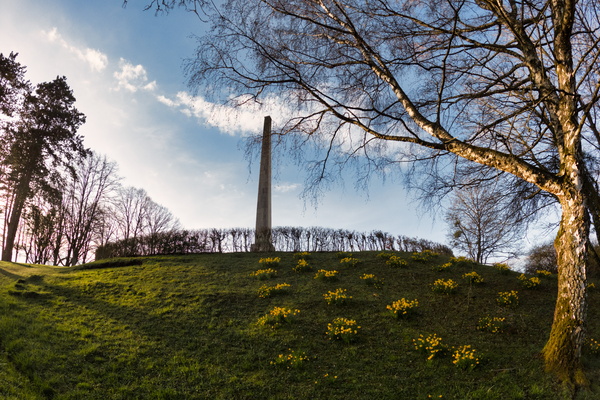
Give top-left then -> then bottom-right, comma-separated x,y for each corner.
0,252 -> 598,399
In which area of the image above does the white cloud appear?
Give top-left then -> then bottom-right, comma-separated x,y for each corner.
158,91 -> 296,136
274,183 -> 300,193
41,27 -> 108,72
114,58 -> 157,92
156,94 -> 176,107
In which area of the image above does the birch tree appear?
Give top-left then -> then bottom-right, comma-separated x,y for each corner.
139,0 -> 600,385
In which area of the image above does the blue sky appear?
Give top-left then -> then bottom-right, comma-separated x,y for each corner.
1,0 -> 537,248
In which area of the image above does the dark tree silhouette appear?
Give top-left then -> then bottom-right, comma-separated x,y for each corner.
0,54 -> 87,261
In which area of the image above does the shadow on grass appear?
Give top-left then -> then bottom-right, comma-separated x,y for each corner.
0,267 -> 23,280
4,279 -> 281,398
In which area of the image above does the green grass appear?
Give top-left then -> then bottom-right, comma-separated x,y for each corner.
0,251 -> 599,399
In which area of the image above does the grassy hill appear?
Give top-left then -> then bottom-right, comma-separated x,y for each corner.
0,251 -> 599,399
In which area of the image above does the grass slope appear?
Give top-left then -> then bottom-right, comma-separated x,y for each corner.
0,252 -> 599,399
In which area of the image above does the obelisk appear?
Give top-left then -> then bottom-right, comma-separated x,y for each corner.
251,116 -> 275,252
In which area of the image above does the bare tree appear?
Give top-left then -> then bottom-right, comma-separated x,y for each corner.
135,0 -> 600,383
114,186 -> 151,242
61,152 -> 120,266
446,184 -> 525,264
144,199 -> 181,254
21,195 -> 61,265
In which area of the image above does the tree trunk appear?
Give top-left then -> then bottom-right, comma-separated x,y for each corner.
542,190 -> 589,386
2,171 -> 33,262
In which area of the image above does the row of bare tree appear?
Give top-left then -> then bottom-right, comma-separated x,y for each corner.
7,152 -> 180,266
94,226 -> 453,259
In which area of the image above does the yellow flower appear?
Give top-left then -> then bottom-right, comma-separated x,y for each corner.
323,288 -> 352,305
259,257 -> 281,266
326,317 -> 360,342
387,298 -> 419,318
293,258 -> 312,272
258,283 -> 291,298
431,279 -> 458,294
462,271 -> 484,284
477,316 -> 506,333
339,257 -> 360,266
386,255 -> 408,268
497,290 -> 519,307
518,274 -> 541,288
493,263 -> 510,274
452,345 -> 480,369
250,268 -> 277,279
413,333 -> 446,360
314,269 -> 338,280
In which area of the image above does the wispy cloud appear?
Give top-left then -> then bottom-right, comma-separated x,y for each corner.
274,183 -> 301,193
114,58 -> 157,92
157,91 -> 296,136
41,27 -> 108,72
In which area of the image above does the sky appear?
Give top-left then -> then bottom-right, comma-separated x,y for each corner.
0,0 -> 556,251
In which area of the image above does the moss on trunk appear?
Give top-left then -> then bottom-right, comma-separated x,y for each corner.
542,192 -> 588,387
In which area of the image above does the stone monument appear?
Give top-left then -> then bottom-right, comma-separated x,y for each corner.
251,116 -> 276,252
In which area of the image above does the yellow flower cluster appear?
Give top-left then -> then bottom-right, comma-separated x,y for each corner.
452,345 -> 480,369
293,258 -> 312,272
477,316 -> 506,333
250,268 -> 277,280
411,251 -> 435,263
386,255 -> 408,268
377,251 -> 395,259
493,263 -> 510,274
462,271 -> 484,284
387,298 -> 419,318
360,273 -> 383,288
497,290 -> 519,307
432,262 -> 452,272
536,270 -> 553,277
518,274 -> 541,288
422,250 -> 439,257
270,349 -> 309,368
323,288 -> 352,305
293,251 -> 311,259
413,333 -> 446,361
447,256 -> 476,268
431,278 -> 458,294
588,338 -> 600,354
257,306 -> 300,328
258,257 -> 281,267
326,317 -> 360,342
269,306 -> 299,318
257,283 -> 291,298
314,269 -> 339,280
339,257 -> 360,267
